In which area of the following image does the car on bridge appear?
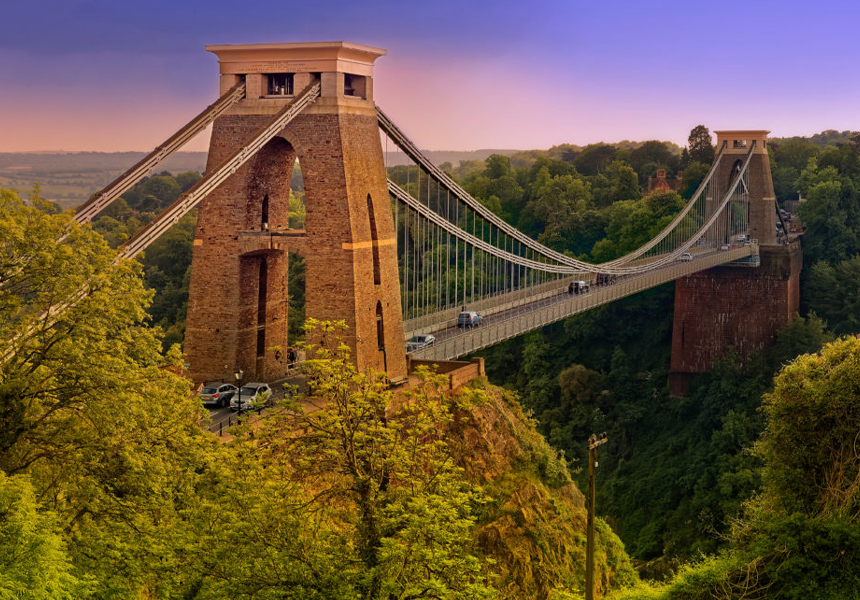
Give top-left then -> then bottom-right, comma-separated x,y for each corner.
568,280 -> 590,294
457,311 -> 483,328
406,334 -> 436,351
197,382 -> 237,408
230,382 -> 272,412
679,252 -> 693,262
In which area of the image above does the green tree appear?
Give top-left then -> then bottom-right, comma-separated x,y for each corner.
484,154 -> 512,179
253,321 -> 496,600
687,125 -> 715,165
629,141 -> 679,183
678,161 -> 710,199
0,187 -> 210,598
174,170 -> 202,192
574,144 -> 618,176
0,472 -> 89,599
608,163 -> 641,203
805,258 -> 860,335
140,175 -> 181,208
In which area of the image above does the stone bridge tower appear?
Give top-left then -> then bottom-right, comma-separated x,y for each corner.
669,130 -> 801,396
185,42 -> 407,384
713,130 -> 777,245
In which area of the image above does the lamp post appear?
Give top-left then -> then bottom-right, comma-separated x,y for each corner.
586,432 -> 608,600
234,369 -> 243,419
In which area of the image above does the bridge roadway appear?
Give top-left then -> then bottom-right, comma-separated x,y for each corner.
407,244 -> 757,362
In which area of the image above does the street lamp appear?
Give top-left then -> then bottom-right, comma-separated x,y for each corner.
234,369 -> 244,419
586,432 -> 608,600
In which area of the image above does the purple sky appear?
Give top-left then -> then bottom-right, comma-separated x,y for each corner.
2,0 -> 859,153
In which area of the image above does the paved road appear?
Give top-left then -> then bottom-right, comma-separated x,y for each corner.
203,373 -> 305,435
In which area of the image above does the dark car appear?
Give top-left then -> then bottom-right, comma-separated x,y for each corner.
197,383 -> 237,408
568,280 -> 590,294
457,311 -> 483,328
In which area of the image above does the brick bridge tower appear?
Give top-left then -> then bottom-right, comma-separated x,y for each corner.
185,42 -> 407,384
669,130 -> 802,396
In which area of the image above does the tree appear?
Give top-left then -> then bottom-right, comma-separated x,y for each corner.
608,163 -> 641,203
574,144 -> 618,176
249,320 -> 496,600
688,125 -> 715,165
805,258 -> 860,336
174,170 -> 202,192
629,141 -> 679,183
484,154 -> 512,179
0,472 -> 89,599
678,161 -> 710,199
0,187 -> 210,597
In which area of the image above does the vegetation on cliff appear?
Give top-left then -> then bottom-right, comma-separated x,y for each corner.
0,192 -> 634,597
609,336 -> 860,599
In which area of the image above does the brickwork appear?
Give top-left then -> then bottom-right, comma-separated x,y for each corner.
185,42 -> 407,384
714,131 -> 777,246
668,241 -> 802,396
408,357 -> 486,391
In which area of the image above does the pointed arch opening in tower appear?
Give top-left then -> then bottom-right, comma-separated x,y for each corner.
375,301 -> 385,351
289,158 -> 305,229
256,257 -> 268,358
367,194 -> 382,285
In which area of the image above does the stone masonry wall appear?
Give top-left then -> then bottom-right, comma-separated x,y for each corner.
668,241 -> 802,396
185,101 -> 407,383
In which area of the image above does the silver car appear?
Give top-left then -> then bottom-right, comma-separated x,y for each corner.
198,383 -> 237,408
230,383 -> 272,412
406,334 -> 436,352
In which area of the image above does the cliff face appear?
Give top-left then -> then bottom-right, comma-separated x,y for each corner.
449,381 -> 637,599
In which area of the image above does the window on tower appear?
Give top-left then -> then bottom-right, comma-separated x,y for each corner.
266,73 -> 294,96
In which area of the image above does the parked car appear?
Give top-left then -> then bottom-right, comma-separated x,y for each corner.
679,252 -> 693,262
406,334 -> 436,351
457,311 -> 483,328
197,382 -> 237,408
230,382 -> 272,412
568,280 -> 590,294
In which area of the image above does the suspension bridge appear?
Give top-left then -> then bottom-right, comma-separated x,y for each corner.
12,41 -> 800,389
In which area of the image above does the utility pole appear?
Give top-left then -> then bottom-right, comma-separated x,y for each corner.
586,432 -> 608,600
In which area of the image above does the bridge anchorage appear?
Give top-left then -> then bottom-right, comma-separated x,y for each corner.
13,42 -> 799,389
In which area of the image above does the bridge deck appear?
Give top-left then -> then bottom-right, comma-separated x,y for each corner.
408,245 -> 756,361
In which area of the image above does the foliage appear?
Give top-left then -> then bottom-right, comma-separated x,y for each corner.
0,186 -> 213,598
629,141 -> 680,184
0,472 -> 90,599
804,258 -> 860,336
757,336 -> 860,517
687,126 -> 715,166
610,336 -> 860,599
245,320 -> 497,599
677,162 -> 710,200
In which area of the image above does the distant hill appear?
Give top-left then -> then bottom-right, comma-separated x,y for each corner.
769,129 -> 859,149
2,149 -> 526,210
0,151 -> 208,209
384,149 -> 521,167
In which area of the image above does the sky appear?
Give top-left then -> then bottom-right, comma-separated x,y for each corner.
2,0 -> 859,153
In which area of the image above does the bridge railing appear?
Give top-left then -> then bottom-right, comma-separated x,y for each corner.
403,277 -> 566,338
410,244 -> 756,361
